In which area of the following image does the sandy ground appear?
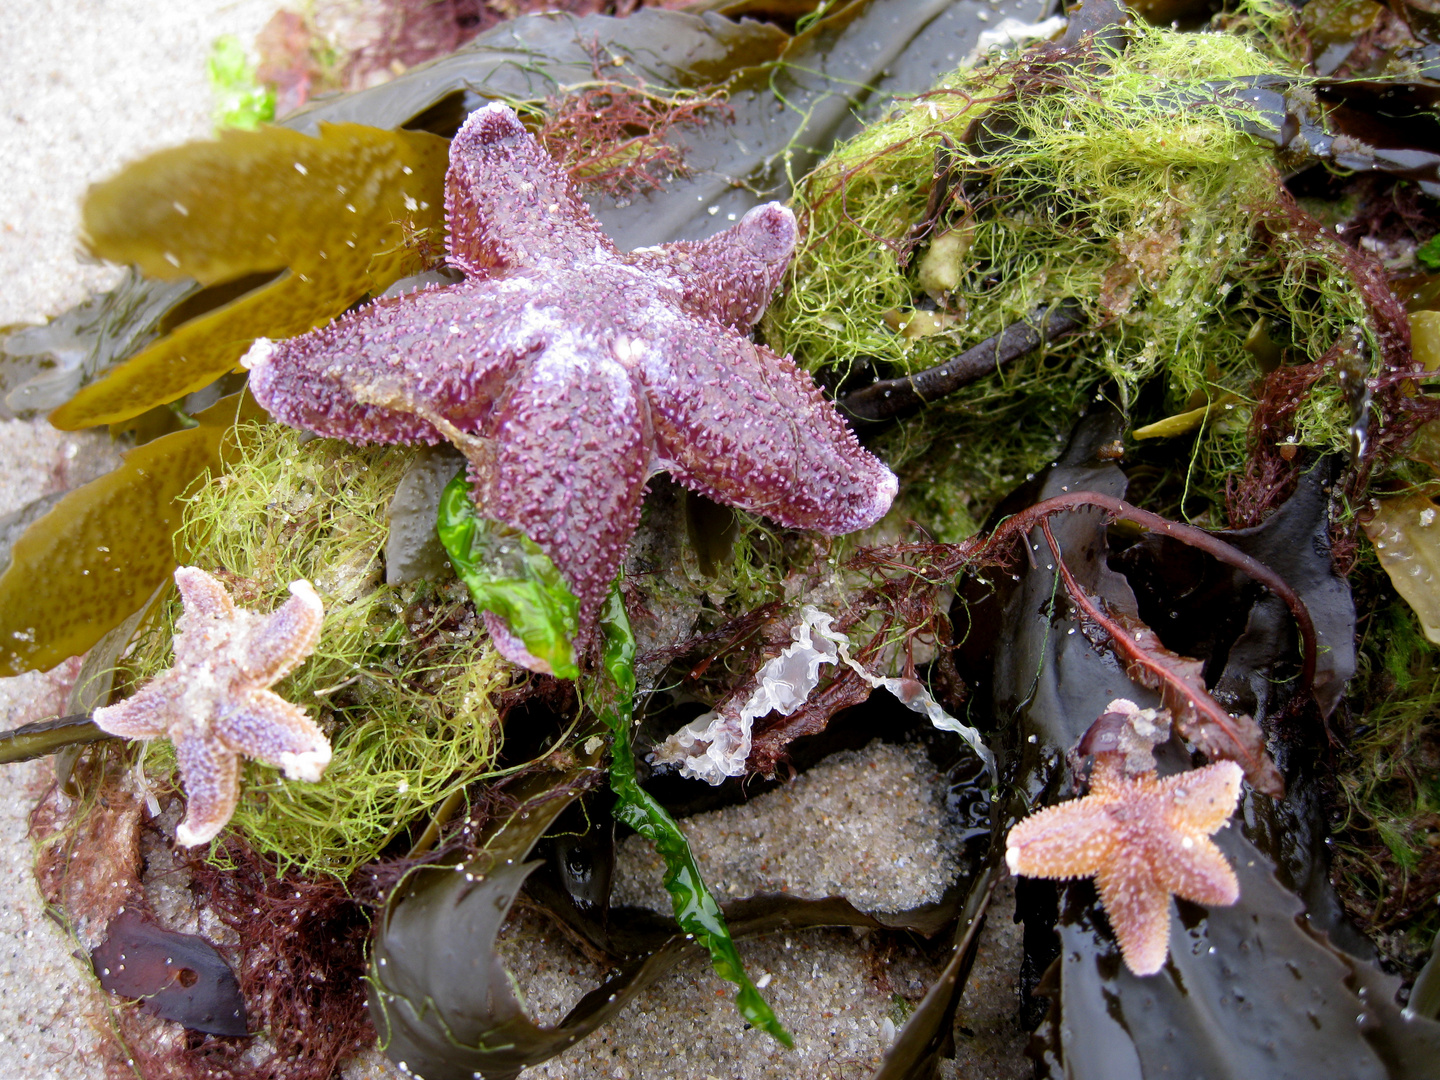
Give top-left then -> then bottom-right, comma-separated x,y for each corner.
0,4 -> 1029,1078
1,5 -> 286,1078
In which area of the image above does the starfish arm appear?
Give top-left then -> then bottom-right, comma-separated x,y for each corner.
625,204 -> 798,332
174,566 -> 236,622
244,280 -> 521,444
240,579 -> 324,685
473,350 -> 648,645
1005,800 -> 1118,880
1159,760 -> 1244,836
1095,862 -> 1174,976
644,325 -> 897,534
1164,835 -> 1240,907
444,103 -> 611,276
91,675 -> 181,739
173,731 -> 241,847
215,689 -> 332,782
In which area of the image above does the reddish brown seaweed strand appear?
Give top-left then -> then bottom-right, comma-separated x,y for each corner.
540,79 -> 729,198
1040,517 -> 1284,795
1026,493 -> 1317,696
856,492 -> 1318,700
1231,189 -> 1432,535
174,839 -> 374,1080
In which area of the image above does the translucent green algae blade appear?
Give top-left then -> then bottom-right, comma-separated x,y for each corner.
1363,493 -> 1440,644
596,586 -> 793,1047
436,473 -> 581,681
0,392 -> 266,676
51,123 -> 448,429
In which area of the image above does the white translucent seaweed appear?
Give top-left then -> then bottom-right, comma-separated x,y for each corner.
972,14 -> 1068,61
652,605 -> 995,785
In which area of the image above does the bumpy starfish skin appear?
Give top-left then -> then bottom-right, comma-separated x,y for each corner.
92,567 -> 330,847
1005,757 -> 1243,976
246,103 -> 897,670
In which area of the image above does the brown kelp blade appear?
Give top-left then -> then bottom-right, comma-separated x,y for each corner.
0,391 -> 265,676
51,123 -> 448,429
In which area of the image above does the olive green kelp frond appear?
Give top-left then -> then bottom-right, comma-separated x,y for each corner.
0,391 -> 267,676
50,123 -> 448,430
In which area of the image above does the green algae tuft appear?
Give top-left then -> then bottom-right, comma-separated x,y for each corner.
766,21 -> 1373,525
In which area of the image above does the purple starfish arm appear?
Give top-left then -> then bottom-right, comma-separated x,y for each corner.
175,564 -> 236,621
173,730 -> 241,847
244,280 -> 531,444
473,351 -> 649,632
625,203 -> 799,332
643,324 -> 898,533
88,676 -> 178,739
216,689 -> 332,782
236,580 -> 325,686
444,102 -> 610,276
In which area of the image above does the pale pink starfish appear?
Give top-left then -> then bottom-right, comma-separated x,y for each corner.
1006,748 -> 1242,976
244,102 -> 897,674
92,566 -> 331,847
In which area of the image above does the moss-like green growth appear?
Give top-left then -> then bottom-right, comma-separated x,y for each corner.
123,425 -> 513,878
765,21 -> 1370,525
1332,589 -> 1440,965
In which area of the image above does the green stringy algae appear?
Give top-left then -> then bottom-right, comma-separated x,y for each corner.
437,474 -> 581,680
596,585 -> 793,1046
765,19 -> 1370,531
122,425 -> 512,878
1332,591 -> 1440,963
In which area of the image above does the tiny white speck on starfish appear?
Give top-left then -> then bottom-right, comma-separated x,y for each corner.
93,566 -> 331,847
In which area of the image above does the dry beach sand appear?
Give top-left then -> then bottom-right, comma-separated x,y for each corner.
0,4 -> 1028,1077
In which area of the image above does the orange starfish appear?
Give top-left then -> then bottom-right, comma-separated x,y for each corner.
1005,755 -> 1243,975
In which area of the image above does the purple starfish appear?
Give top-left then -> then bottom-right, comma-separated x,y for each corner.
246,102 -> 897,673
92,567 -> 330,847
